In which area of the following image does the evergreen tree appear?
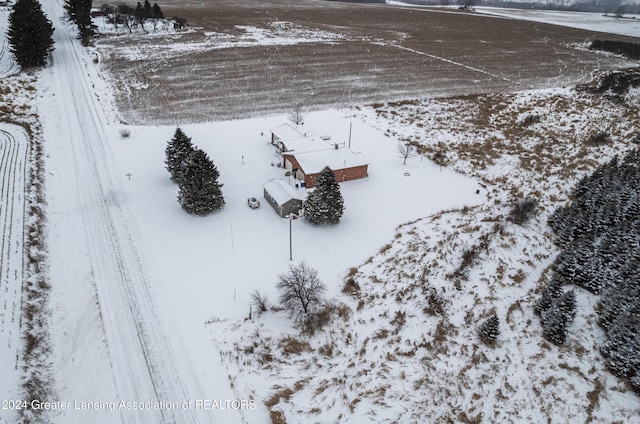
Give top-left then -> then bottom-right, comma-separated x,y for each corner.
303,166 -> 344,225
7,0 -> 54,69
177,148 -> 224,215
165,127 -> 194,183
541,290 -> 576,345
64,0 -> 96,44
545,148 -> 640,388
142,0 -> 152,19
478,315 -> 499,345
601,307 -> 640,390
134,2 -> 144,25
151,3 -> 164,19
534,277 -> 563,315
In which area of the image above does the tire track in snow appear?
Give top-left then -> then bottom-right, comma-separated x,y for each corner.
0,124 -> 28,411
0,9 -> 20,78
382,42 -> 522,86
42,3 -> 213,423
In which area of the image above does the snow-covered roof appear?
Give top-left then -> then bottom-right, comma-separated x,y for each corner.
270,123 -> 331,153
293,148 -> 368,175
263,178 -> 304,205
270,123 -> 305,142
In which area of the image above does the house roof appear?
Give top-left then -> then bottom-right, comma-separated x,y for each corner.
292,148 -> 369,175
270,123 -> 305,142
270,123 -> 329,153
263,178 -> 304,206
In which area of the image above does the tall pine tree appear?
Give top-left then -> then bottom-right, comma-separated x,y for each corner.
64,0 -> 96,44
541,290 -> 577,345
177,148 -> 224,215
151,3 -> 164,19
165,127 -> 194,184
7,0 -> 54,69
303,166 -> 344,225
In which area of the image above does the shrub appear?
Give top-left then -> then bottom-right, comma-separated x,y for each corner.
278,336 -> 311,356
586,131 -> 610,145
342,277 -> 360,295
508,197 -> 538,225
249,290 -> 269,314
517,114 -> 540,127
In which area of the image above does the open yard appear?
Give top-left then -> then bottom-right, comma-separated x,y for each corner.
94,0 -> 637,124
2,1 -> 639,422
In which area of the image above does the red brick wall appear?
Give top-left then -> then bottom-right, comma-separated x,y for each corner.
305,164 -> 368,187
283,154 -> 300,170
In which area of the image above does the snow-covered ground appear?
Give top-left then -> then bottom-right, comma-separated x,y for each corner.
478,7 -> 640,38
387,1 -> 640,38
0,123 -> 28,420
209,86 -> 640,423
2,1 -> 640,423
36,1 -> 249,423
0,6 -> 19,78
5,1 -> 482,422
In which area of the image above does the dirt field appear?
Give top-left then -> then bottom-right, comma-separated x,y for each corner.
95,0 -> 638,124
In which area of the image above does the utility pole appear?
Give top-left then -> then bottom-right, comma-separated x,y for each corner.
289,217 -> 293,261
289,214 -> 298,261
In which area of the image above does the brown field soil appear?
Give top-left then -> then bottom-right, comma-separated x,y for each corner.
95,0 -> 638,124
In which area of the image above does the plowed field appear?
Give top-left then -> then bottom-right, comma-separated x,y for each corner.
96,0 -> 637,124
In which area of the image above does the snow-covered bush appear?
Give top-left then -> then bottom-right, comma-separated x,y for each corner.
479,315 -> 500,345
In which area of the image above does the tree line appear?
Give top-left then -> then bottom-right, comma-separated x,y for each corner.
64,0 -> 96,45
100,1 -> 188,33
590,40 -> 640,62
537,148 -> 640,393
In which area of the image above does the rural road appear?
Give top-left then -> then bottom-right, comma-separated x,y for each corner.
37,1 -> 240,423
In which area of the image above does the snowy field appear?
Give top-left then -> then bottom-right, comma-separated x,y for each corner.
0,124 -> 28,417
478,7 -> 640,38
1,0 -> 640,423
0,7 -> 19,78
387,1 -> 640,38
108,113 -> 484,324
95,0 -> 635,124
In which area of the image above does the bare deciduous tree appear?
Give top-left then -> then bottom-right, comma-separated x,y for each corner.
397,142 -> 418,165
277,262 -> 326,320
288,103 -> 304,126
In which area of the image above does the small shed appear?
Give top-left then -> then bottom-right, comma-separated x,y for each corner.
263,179 -> 304,218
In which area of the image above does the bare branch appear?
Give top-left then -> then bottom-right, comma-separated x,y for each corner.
397,142 -> 418,165
277,262 -> 326,320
